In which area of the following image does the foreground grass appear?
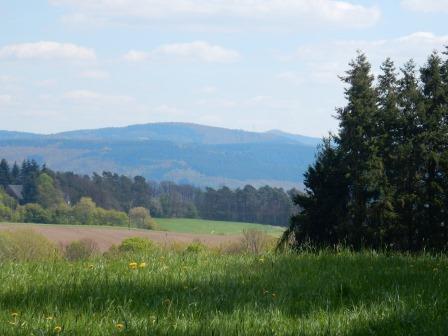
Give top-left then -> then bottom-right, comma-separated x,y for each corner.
155,218 -> 285,236
0,250 -> 447,335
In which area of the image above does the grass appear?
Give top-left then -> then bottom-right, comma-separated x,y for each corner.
0,249 -> 447,335
1,218 -> 285,237
154,218 -> 285,236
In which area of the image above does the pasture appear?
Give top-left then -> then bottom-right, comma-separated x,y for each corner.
0,248 -> 447,335
154,218 -> 285,236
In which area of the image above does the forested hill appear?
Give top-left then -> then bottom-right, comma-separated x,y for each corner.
0,123 -> 319,188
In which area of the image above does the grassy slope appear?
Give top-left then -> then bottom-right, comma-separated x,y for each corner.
0,251 -> 447,335
154,218 -> 285,236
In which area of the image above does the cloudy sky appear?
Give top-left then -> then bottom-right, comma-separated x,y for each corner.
0,0 -> 447,137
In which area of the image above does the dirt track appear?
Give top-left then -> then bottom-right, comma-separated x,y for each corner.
0,224 -> 242,251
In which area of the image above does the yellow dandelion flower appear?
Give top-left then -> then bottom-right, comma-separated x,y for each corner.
115,323 -> 125,331
54,326 -> 62,333
129,262 -> 138,270
139,262 -> 146,268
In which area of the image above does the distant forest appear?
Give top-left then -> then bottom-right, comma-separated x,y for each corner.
0,159 -> 299,227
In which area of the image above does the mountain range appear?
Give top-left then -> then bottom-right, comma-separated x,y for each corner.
0,123 -> 320,189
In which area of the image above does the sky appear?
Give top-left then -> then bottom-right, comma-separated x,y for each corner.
0,0 -> 447,137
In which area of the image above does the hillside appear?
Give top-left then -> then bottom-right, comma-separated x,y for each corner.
0,123 -> 319,188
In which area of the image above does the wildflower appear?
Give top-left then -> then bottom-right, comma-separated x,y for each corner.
11,312 -> 19,318
54,326 -> 62,333
129,262 -> 138,270
89,264 -> 94,269
139,262 -> 146,269
115,323 -> 125,331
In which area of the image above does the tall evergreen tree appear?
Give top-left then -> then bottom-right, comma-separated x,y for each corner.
20,160 -> 40,204
418,52 -> 448,249
10,162 -> 20,184
336,52 -> 380,247
0,159 -> 11,187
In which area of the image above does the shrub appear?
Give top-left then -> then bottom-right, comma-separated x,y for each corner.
0,229 -> 59,261
118,237 -> 156,253
129,207 -> 157,230
23,203 -> 52,223
97,208 -> 128,226
65,239 -> 99,261
0,204 -> 12,221
184,241 -> 207,254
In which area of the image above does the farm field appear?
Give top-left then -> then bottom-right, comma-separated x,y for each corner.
0,222 -> 243,251
154,218 -> 285,236
0,249 -> 447,335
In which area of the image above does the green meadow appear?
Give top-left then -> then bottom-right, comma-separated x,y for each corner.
155,218 -> 285,236
0,247 -> 447,335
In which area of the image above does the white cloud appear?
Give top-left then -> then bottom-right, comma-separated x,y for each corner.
0,41 -> 96,61
50,0 -> 380,29
401,0 -> 448,13
64,90 -> 134,104
276,72 -> 304,85
290,32 -> 448,85
79,69 -> 110,79
124,41 -> 240,63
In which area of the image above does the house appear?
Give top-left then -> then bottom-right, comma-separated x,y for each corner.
6,185 -> 24,201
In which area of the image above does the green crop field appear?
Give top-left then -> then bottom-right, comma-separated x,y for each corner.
155,218 -> 285,236
0,248 -> 447,335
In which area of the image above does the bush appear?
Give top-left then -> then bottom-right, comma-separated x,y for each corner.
65,239 -> 99,261
184,241 -> 207,254
0,204 -> 12,221
0,229 -> 59,261
241,230 -> 269,254
97,208 -> 128,226
218,230 -> 273,255
118,237 -> 156,253
22,203 -> 52,223
129,207 -> 157,230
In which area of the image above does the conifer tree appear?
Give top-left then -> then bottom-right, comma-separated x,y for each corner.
0,159 -> 10,187
336,52 -> 379,247
396,60 -> 425,250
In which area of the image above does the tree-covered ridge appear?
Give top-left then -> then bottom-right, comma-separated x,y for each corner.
284,49 -> 448,251
0,159 -> 298,227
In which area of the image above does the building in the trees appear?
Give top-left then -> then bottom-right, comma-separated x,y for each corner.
6,184 -> 23,201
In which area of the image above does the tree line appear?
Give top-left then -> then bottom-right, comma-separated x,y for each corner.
284,49 -> 448,251
0,159 -> 298,227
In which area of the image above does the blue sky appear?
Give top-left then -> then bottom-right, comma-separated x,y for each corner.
0,0 -> 447,137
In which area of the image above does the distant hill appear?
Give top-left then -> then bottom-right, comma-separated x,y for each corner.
0,123 -> 320,189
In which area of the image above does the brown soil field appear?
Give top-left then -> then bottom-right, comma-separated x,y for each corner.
0,223 -> 242,251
